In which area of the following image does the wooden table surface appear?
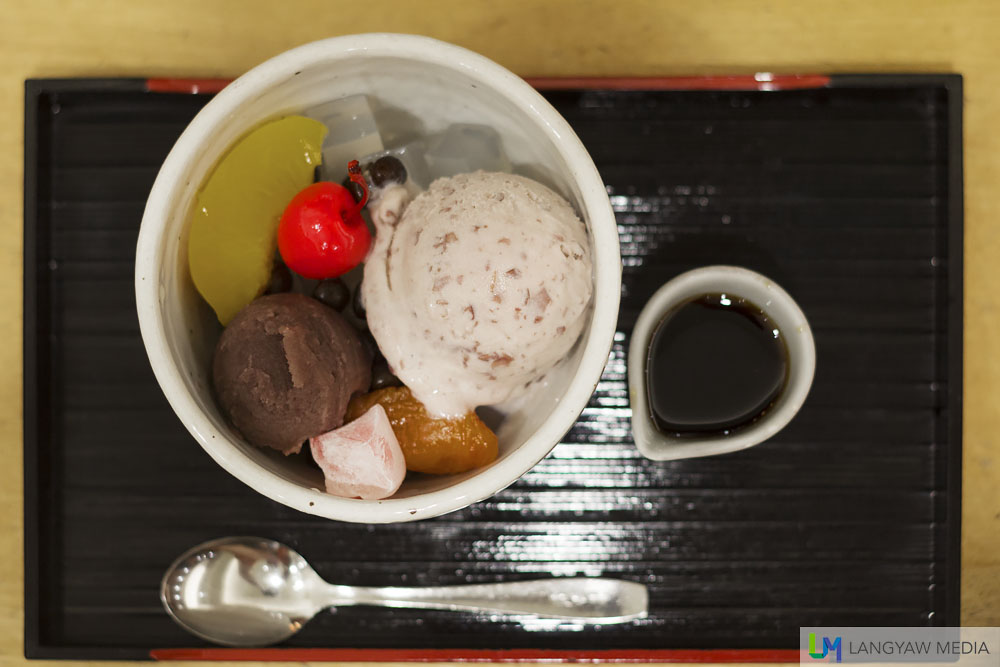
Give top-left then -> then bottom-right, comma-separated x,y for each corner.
2,1 -> 998,665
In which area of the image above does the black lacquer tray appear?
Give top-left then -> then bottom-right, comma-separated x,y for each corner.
23,74 -> 962,661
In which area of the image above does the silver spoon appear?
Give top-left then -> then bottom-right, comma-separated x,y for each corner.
161,536 -> 648,646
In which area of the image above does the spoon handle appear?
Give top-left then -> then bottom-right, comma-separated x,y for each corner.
324,577 -> 647,623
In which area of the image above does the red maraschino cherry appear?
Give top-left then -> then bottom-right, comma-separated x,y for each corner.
277,161 -> 371,280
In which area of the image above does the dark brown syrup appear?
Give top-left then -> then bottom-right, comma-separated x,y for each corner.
646,293 -> 788,436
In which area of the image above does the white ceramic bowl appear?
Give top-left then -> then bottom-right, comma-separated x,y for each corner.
628,266 -> 815,461
135,34 -> 620,523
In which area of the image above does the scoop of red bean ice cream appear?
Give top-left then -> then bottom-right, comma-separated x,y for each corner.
362,171 -> 593,417
212,293 -> 372,454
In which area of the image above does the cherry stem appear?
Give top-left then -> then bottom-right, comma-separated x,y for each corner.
347,160 -> 369,212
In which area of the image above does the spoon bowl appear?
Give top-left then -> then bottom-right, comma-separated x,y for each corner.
161,536 -> 648,647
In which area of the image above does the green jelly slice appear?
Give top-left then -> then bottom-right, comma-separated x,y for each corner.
188,115 -> 326,325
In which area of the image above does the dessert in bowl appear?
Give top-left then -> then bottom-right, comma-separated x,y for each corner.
135,34 -> 620,523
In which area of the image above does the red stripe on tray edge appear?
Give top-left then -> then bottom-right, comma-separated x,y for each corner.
145,78 -> 231,94
146,75 -> 831,95
526,75 -> 830,90
150,648 -> 801,662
